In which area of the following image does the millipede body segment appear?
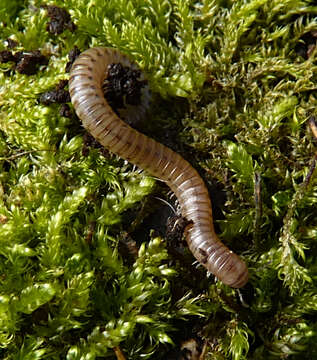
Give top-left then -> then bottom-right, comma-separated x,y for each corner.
69,47 -> 248,288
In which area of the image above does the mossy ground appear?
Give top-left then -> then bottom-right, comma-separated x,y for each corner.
0,0 -> 317,359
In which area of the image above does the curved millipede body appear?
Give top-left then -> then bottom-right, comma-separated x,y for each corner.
69,47 -> 248,288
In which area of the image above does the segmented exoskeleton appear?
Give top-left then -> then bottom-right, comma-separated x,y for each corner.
69,47 -> 248,288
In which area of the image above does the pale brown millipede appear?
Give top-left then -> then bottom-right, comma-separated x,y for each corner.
69,47 -> 249,288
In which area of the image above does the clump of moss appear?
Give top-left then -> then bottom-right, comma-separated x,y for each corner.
0,0 -> 317,359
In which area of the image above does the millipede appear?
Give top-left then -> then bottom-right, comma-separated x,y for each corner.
69,47 -> 249,288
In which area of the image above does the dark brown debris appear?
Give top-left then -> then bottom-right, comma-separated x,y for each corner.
38,80 -> 72,118
59,103 -> 71,118
0,49 -> 48,75
103,62 -> 148,110
38,80 -> 71,105
41,5 -> 76,35
166,214 -> 193,245
65,46 -> 81,73
0,50 -> 15,63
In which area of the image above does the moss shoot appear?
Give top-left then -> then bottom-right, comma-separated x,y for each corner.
0,0 -> 317,359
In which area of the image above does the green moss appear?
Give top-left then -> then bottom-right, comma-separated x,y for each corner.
0,0 -> 317,359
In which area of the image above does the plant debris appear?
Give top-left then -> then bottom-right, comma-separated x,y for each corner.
42,4 -> 76,35
0,49 -> 48,74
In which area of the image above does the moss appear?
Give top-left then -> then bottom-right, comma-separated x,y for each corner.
0,0 -> 317,359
